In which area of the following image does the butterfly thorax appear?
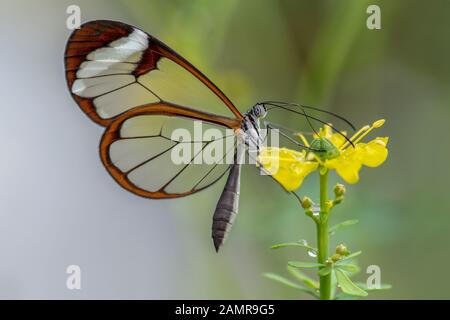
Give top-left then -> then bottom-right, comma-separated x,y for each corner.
240,104 -> 267,151
242,103 -> 266,130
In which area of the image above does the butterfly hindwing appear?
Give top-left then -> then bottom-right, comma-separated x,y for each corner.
100,103 -> 240,198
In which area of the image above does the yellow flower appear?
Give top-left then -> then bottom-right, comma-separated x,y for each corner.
259,148 -> 318,191
258,119 -> 389,191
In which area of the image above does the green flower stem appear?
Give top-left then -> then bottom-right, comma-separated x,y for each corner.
317,168 -> 332,300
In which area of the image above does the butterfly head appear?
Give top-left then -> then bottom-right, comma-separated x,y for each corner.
249,103 -> 268,119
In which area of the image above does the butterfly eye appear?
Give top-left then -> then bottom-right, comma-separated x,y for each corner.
253,104 -> 267,118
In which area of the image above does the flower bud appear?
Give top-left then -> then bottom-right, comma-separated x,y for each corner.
335,244 -> 349,256
372,119 -> 386,128
334,183 -> 346,198
326,200 -> 334,210
301,196 -> 313,209
331,254 -> 342,262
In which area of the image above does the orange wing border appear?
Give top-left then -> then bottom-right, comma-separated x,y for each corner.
100,102 -> 241,199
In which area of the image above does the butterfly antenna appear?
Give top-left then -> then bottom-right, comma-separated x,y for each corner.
301,106 -> 318,136
262,100 -> 356,131
264,102 -> 354,147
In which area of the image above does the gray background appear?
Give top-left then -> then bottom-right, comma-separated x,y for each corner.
0,0 -> 256,299
2,0 -> 450,299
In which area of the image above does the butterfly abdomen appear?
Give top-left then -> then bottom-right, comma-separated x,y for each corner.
212,162 -> 241,252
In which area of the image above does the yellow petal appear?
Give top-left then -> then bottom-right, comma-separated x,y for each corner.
356,137 -> 389,168
323,124 -> 333,139
258,147 -> 318,191
329,131 -> 347,148
335,161 -> 361,184
325,148 -> 362,184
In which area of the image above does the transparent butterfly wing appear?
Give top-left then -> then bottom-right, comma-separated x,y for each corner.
65,20 -> 243,126
100,104 -> 239,198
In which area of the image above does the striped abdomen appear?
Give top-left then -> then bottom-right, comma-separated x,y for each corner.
211,162 -> 241,252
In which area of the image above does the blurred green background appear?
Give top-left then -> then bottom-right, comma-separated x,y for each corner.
2,0 -> 450,299
125,0 -> 450,299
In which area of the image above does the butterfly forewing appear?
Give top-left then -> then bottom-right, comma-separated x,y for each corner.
65,20 -> 243,126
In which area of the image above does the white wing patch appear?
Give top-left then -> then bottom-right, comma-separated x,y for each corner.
70,28 -> 234,120
76,61 -> 136,78
108,29 -> 148,50
71,28 -> 152,118
71,75 -> 135,98
86,47 -> 143,63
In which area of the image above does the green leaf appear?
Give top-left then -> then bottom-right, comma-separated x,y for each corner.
287,266 -> 319,289
262,273 -> 318,298
336,251 -> 362,265
270,240 -> 316,252
345,250 -> 362,259
318,266 -> 332,277
329,219 -> 359,235
355,282 -> 392,291
288,261 -> 325,269
336,264 -> 360,274
335,269 -> 368,297
334,293 -> 361,300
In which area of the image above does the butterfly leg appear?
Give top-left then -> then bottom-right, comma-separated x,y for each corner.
264,121 -> 315,151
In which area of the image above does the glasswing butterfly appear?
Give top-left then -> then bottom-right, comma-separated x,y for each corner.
64,20 -> 354,251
